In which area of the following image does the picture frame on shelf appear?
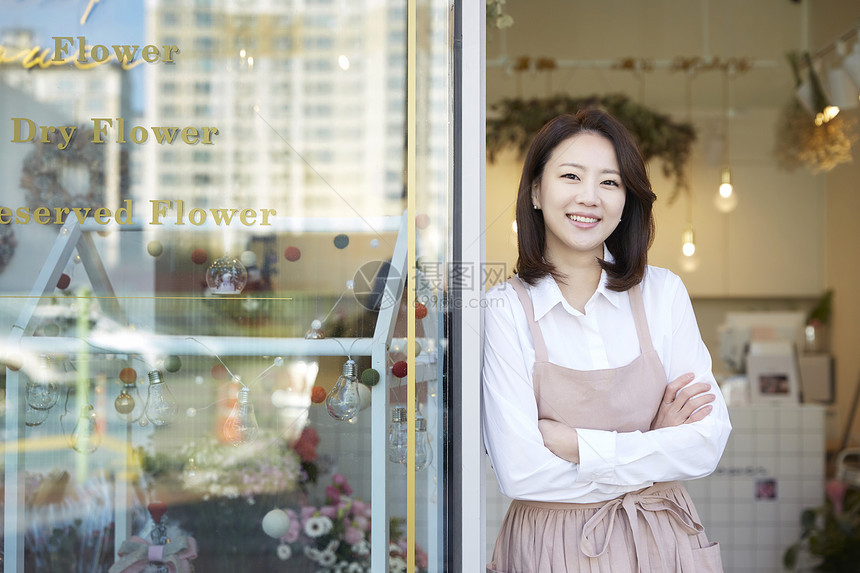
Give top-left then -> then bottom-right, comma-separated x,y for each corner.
747,353 -> 801,405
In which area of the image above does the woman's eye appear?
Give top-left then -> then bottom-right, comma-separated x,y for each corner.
602,179 -> 620,187
562,173 -> 579,180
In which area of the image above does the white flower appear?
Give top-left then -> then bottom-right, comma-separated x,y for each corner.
352,540 -> 370,556
277,543 -> 292,561
304,547 -> 322,561
319,549 -> 337,567
304,515 -> 333,538
389,543 -> 401,553
346,563 -> 364,573
389,556 -> 407,573
325,540 -> 340,553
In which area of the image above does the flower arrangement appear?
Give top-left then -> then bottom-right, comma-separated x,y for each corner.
138,427 -> 327,572
274,474 -> 428,573
177,431 -> 304,500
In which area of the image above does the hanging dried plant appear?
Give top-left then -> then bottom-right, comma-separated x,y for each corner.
487,94 -> 696,203
776,52 -> 858,173
776,101 -> 856,173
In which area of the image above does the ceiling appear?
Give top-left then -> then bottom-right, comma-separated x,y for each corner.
486,0 -> 860,116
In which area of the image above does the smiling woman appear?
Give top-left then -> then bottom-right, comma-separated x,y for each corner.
483,110 -> 731,573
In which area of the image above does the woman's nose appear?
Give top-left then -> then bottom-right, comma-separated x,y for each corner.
574,182 -> 599,206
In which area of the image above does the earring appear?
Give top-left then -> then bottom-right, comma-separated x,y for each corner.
533,205 -> 539,210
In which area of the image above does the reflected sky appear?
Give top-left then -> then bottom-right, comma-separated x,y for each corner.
6,1 -> 146,112
6,0 -> 144,44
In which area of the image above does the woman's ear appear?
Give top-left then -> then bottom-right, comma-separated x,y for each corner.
531,183 -> 540,210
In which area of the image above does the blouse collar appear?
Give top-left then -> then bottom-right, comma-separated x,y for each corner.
529,245 -> 622,320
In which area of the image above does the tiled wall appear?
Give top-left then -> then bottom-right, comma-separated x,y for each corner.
689,405 -> 825,572
485,405 -> 826,572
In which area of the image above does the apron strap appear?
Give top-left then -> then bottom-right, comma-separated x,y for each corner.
627,284 -> 654,354
508,277 -> 549,363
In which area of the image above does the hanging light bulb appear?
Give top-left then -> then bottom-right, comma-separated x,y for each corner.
387,406 -> 408,464
205,255 -> 248,295
224,386 -> 259,445
26,354 -> 59,410
304,319 -> 325,339
814,105 -> 840,126
115,383 -> 145,423
71,404 -> 101,454
24,402 -> 50,427
718,167 -> 733,198
714,166 -> 739,213
681,224 -> 696,257
182,457 -> 202,488
144,370 -> 179,426
326,360 -> 360,421
414,415 -> 432,471
713,67 -> 739,214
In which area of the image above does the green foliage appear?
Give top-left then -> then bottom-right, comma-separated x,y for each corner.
783,489 -> 860,572
486,94 -> 697,203
807,290 -> 833,326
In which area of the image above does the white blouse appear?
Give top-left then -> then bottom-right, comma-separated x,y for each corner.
482,259 -> 732,503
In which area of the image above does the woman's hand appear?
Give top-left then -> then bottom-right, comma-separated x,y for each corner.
651,373 -> 715,430
538,419 -> 579,463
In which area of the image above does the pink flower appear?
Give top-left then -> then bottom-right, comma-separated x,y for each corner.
352,500 -> 370,518
332,474 -> 353,495
305,427 -> 320,445
353,515 -> 369,531
320,505 -> 337,519
325,485 -> 341,503
292,428 -> 320,462
344,525 -> 364,545
826,479 -> 849,516
293,440 -> 317,463
416,545 -> 428,569
300,506 -> 317,524
282,509 -> 301,543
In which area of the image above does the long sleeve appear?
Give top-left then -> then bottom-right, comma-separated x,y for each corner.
576,274 -> 732,486
481,287 -> 586,500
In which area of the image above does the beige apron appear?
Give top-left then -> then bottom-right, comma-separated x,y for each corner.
488,277 -> 722,573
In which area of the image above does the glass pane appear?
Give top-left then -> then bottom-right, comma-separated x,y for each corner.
1,1 -> 452,571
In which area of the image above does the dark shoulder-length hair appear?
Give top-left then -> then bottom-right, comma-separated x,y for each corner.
514,109 -> 657,292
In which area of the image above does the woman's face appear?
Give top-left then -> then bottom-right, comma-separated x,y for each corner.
532,132 -> 626,263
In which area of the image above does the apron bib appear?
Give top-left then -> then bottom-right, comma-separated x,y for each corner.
488,277 -> 722,573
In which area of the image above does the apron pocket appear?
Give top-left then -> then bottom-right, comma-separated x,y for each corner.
691,542 -> 723,572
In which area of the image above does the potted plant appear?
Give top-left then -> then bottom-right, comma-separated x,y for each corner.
783,480 -> 860,572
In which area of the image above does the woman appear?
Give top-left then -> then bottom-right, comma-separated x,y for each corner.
482,110 -> 731,572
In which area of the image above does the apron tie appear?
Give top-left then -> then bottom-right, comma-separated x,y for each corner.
580,488 -> 704,572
